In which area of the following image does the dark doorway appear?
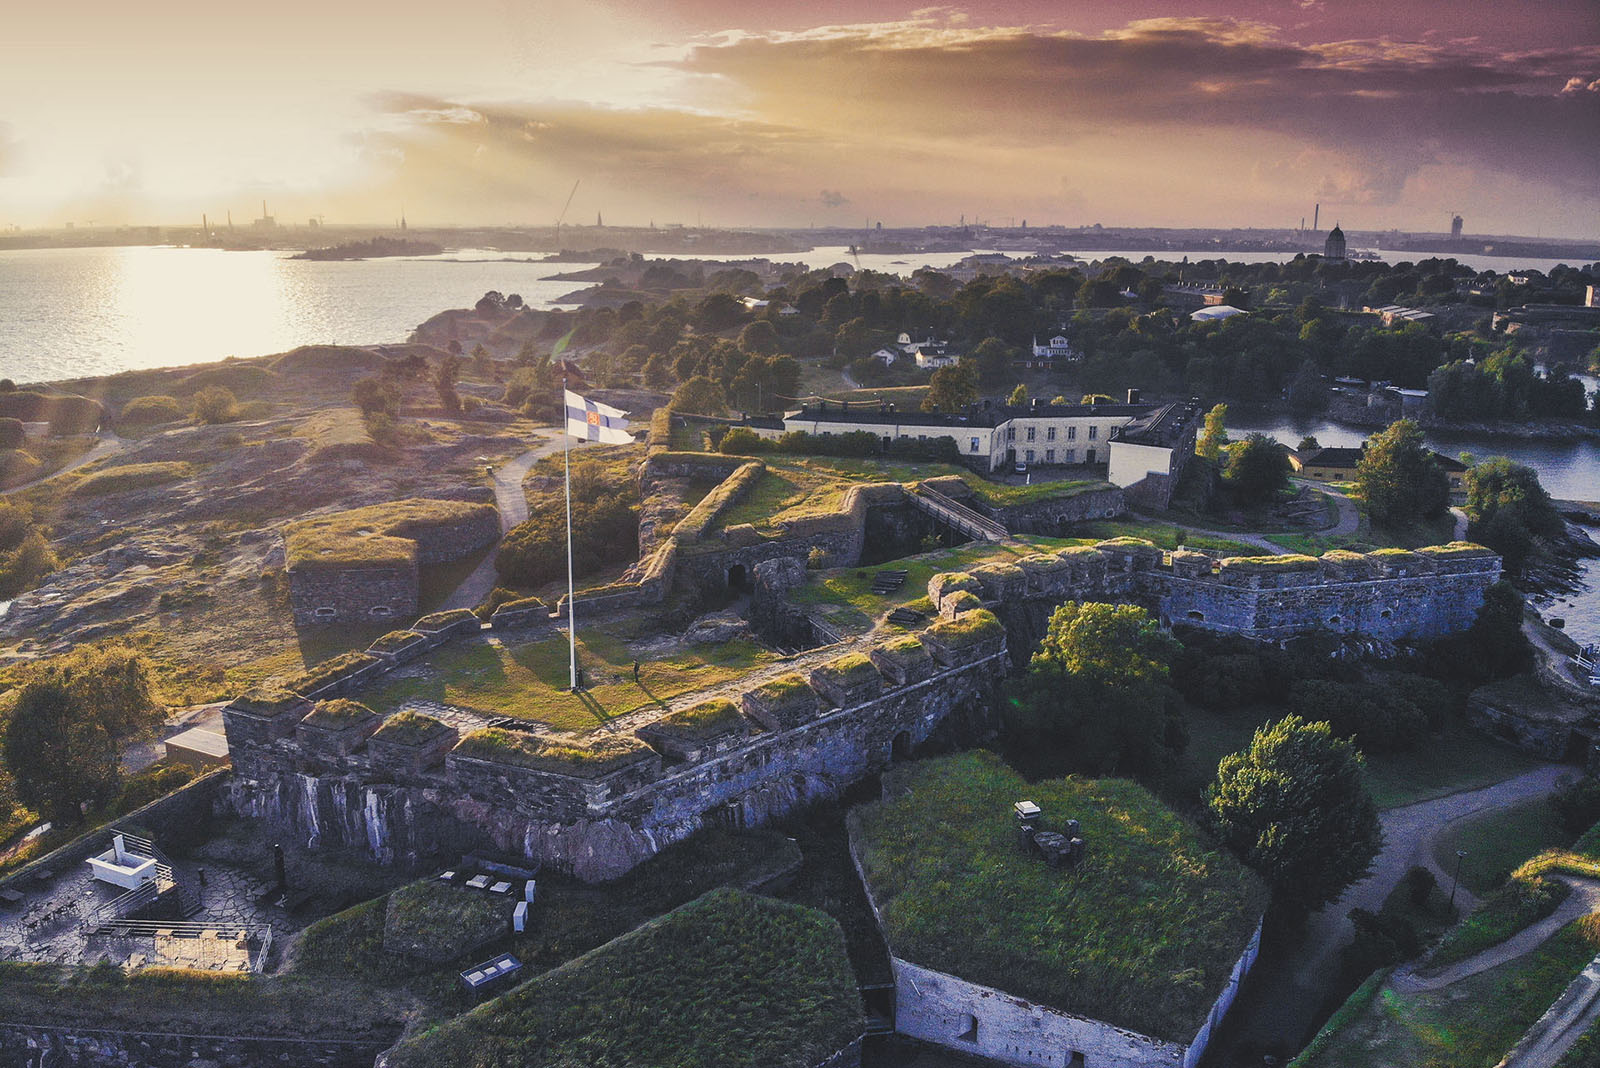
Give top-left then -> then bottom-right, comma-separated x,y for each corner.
891,731 -> 912,762
728,564 -> 749,591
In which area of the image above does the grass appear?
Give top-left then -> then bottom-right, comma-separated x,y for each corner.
454,728 -> 654,778
924,607 -> 1003,649
283,651 -> 379,694
300,698 -> 378,729
359,632 -> 778,732
1180,706 -> 1542,811
382,888 -> 862,1068
851,751 -> 1269,1044
791,541 -> 1035,618
647,698 -> 749,743
383,880 -> 509,961
1067,519 -> 1260,555
372,710 -> 449,746
1428,875 -> 1570,969
1292,914 -> 1600,1068
292,828 -> 803,1022
284,498 -> 496,571
69,461 -> 193,497
296,407 -> 383,461
1434,797 -> 1574,894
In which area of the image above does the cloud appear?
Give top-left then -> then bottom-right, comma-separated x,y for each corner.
669,14 -> 1600,208
819,188 -> 849,208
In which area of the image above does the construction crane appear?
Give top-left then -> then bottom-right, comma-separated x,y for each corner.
554,179 -> 580,246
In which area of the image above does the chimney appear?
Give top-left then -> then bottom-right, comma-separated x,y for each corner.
1127,388 -> 1142,404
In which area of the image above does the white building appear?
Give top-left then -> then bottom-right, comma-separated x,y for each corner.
1031,334 -> 1077,361
913,344 -> 961,370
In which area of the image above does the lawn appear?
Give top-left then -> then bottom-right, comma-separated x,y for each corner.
852,751 -> 1269,1045
1434,797 -> 1574,894
1291,915 -> 1600,1068
359,631 -> 778,731
791,541 -> 1037,617
1067,519 -> 1260,556
1181,706 -> 1542,810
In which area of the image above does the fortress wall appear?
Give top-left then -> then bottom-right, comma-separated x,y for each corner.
406,509 -> 501,564
287,563 -> 418,628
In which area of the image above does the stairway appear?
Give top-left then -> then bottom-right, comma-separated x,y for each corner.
909,484 -> 1008,542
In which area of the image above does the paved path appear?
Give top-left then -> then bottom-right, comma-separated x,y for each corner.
1294,763 -> 1575,990
1452,506 -> 1471,541
1298,480 -> 1362,539
1,433 -> 124,496
439,430 -> 573,613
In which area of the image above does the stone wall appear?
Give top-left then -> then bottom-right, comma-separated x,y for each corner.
0,1024 -> 396,1068
288,562 -> 419,628
223,623 -> 1005,882
980,485 -> 1126,536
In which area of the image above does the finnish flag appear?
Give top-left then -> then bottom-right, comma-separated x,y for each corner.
565,389 -> 634,445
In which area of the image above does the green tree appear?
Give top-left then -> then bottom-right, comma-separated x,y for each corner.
1297,435 -> 1320,452
1007,383 -> 1030,407
971,338 -> 1015,388
1196,403 -> 1229,462
1463,458 -> 1564,572
36,646 -> 163,740
1005,602 -> 1182,774
2,680 -> 121,823
668,376 -> 727,416
738,320 -> 779,356
1356,419 -> 1449,526
1206,715 -> 1382,916
922,363 -> 978,412
352,375 -> 400,416
433,354 -> 464,412
190,386 -> 239,425
1223,433 -> 1290,506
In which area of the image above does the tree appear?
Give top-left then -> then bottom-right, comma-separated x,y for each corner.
1463,458 -> 1564,573
1356,419 -> 1449,526
434,354 -> 464,412
1196,403 -> 1229,462
1007,383 -> 1030,407
190,386 -> 239,425
669,376 -> 727,416
1297,435 -> 1321,452
971,338 -> 1015,388
1223,433 -> 1290,506
922,363 -> 978,412
1206,715 -> 1383,916
39,646 -> 162,740
2,680 -> 120,823
352,376 -> 400,416
1005,601 -> 1182,774
738,320 -> 779,356
1220,286 -> 1249,309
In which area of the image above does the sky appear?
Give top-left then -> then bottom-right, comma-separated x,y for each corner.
1,0 -> 1596,237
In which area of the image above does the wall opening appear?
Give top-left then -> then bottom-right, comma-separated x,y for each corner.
1381,609 -> 1393,619
1187,610 -> 1205,621
369,605 -> 393,618
1068,1054 -> 1086,1067
728,564 -> 749,592
1328,615 -> 1341,625
891,731 -> 912,762
957,1014 -> 978,1042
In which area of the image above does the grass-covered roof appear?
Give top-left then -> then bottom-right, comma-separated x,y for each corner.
851,751 -> 1267,1044
284,498 -> 495,571
453,728 -> 655,779
383,887 -> 862,1068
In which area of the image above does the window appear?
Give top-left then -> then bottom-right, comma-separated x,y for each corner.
1045,449 -> 1055,463
313,606 -> 337,619
1088,425 -> 1098,439
369,605 -> 393,617
1006,427 -> 1016,441
1026,449 -> 1035,462
1067,426 -> 1077,440
1026,427 -> 1036,442
1046,427 -> 1057,441
970,437 -> 980,453
1064,449 -> 1075,463
957,1015 -> 979,1042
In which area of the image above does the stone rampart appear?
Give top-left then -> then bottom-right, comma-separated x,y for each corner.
222,608 -> 1007,881
931,539 -> 1500,643
0,1025 -> 396,1068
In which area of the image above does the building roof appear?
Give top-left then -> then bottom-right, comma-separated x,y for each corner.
783,401 -> 1157,430
1113,400 -> 1201,449
1295,446 -> 1365,468
850,752 -> 1267,1045
1190,305 -> 1248,321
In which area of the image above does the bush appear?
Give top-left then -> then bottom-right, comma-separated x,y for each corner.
718,427 -> 769,455
118,395 -> 185,427
0,419 -> 22,449
190,386 -> 240,425
1405,865 -> 1437,907
496,462 -> 639,588
0,391 -> 105,434
179,364 -> 275,396
1552,778 -> 1600,837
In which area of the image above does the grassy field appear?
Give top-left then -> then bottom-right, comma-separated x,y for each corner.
1293,915 -> 1600,1068
1182,706 -> 1542,810
382,889 -> 861,1068
359,631 -> 778,730
791,541 -> 1038,618
853,751 -> 1268,1045
1435,797 -> 1574,893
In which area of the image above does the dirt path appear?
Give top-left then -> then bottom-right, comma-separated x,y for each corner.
1499,946 -> 1600,1067
1304,481 -> 1362,539
1,432 -> 124,496
1294,763 -> 1575,990
438,430 -> 574,613
1393,877 -> 1600,993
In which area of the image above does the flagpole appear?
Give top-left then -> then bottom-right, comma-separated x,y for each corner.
562,377 -> 578,691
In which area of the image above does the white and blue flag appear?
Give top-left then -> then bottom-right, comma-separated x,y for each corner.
565,389 -> 634,445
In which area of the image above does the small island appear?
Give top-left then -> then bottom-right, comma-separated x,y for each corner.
292,236 -> 443,260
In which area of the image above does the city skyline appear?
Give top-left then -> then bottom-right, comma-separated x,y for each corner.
1,0 -> 1596,237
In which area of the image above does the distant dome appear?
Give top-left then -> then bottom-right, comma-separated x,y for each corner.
1324,224 -> 1347,261
1190,305 -> 1248,321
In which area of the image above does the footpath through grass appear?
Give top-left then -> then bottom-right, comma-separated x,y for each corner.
1434,797 -> 1575,894
1292,914 -> 1600,1068
360,632 -> 778,731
